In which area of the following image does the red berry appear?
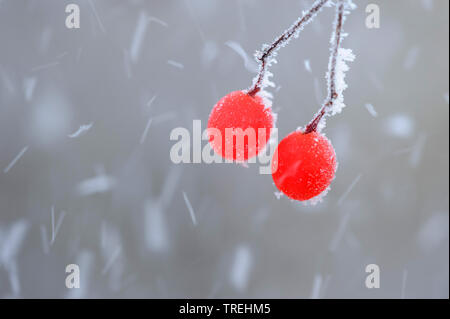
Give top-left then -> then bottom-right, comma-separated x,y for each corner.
207,90 -> 273,161
271,130 -> 337,201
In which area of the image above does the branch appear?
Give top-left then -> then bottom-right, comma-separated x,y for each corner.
247,0 -> 330,96
304,0 -> 347,134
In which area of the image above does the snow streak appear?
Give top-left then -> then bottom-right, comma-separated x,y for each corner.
68,123 -> 93,138
4,146 -> 29,173
182,191 -> 197,226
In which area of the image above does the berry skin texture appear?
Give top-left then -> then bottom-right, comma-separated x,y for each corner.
207,90 -> 273,162
271,130 -> 337,201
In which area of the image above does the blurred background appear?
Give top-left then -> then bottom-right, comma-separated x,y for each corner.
0,0 -> 448,298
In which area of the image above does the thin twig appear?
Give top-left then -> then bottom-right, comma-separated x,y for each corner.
247,0 -> 330,96
305,0 -> 345,133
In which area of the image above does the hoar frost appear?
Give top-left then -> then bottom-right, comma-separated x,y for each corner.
315,0 -> 356,132
248,0 -> 332,103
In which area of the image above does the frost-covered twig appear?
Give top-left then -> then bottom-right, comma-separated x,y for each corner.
305,0 -> 355,133
247,0 -> 330,96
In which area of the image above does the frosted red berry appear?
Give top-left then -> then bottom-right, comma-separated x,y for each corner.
271,130 -> 337,201
207,90 -> 273,162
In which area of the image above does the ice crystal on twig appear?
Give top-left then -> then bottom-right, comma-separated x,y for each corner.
247,0 -> 331,97
305,0 -> 356,133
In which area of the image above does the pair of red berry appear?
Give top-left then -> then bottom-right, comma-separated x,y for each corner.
207,90 -> 336,202
207,0 -> 351,202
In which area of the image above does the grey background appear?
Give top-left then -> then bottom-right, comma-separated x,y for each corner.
0,0 -> 448,298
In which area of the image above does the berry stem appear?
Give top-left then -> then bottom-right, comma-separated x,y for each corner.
247,0 -> 330,97
304,0 -> 345,134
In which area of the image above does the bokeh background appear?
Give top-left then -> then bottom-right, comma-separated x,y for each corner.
0,0 -> 448,298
